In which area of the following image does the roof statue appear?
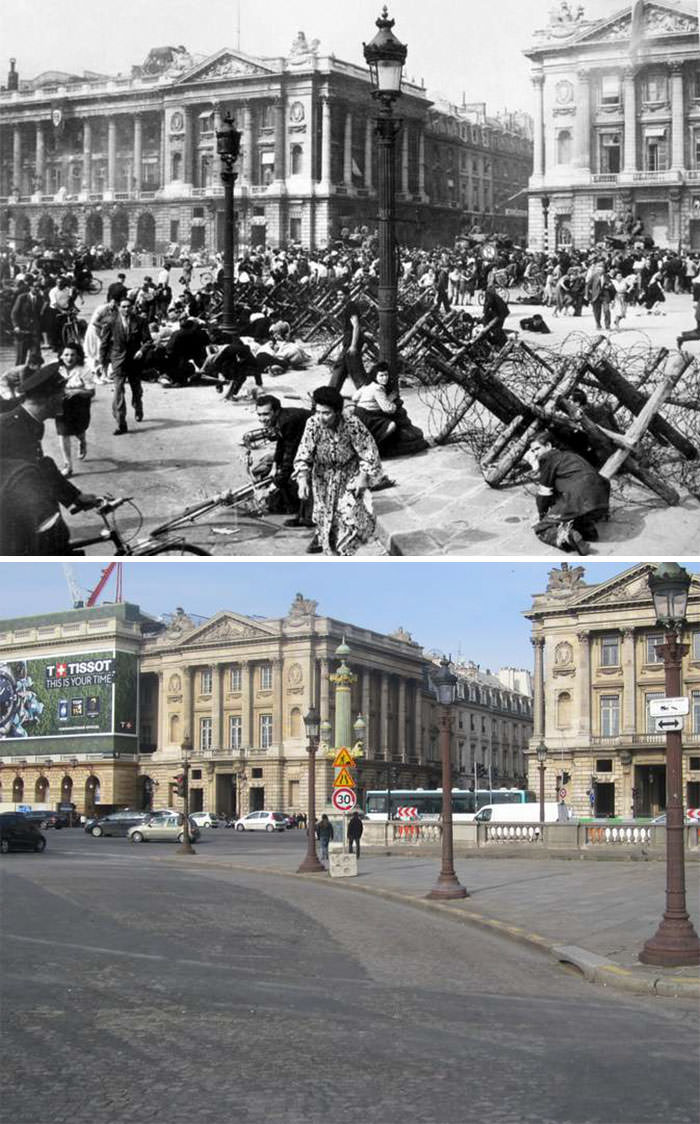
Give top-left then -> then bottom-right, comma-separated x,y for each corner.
288,592 -> 318,618
288,31 -> 321,65
548,1 -> 586,35
546,562 -> 587,594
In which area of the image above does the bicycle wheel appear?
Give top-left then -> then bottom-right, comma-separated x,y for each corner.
200,270 -> 213,285
139,542 -> 211,556
61,318 -> 81,347
87,277 -> 103,295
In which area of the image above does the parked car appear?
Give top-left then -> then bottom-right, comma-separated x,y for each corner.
233,811 -> 287,832
279,814 -> 296,829
0,812 -> 46,853
128,814 -> 201,844
85,811 -> 151,837
18,810 -> 68,829
190,812 -> 220,829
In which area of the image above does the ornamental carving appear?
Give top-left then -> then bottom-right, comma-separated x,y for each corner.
594,7 -> 696,43
194,55 -> 263,80
287,663 -> 303,686
287,31 -> 320,66
390,626 -> 414,643
168,673 -> 182,692
287,593 -> 318,619
554,641 -> 573,666
546,562 -> 586,593
555,80 -> 574,104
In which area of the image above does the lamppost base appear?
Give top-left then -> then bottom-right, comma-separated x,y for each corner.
639,917 -> 700,967
297,854 -> 326,874
426,876 -> 468,901
177,840 -> 196,855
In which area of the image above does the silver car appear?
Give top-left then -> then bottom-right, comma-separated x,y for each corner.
128,815 -> 201,844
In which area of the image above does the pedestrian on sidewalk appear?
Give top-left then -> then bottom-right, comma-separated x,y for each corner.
54,342 -> 95,477
347,811 -> 363,859
99,298 -> 148,434
316,814 -> 334,863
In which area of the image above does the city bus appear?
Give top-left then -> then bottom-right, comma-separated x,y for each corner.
363,788 -> 536,823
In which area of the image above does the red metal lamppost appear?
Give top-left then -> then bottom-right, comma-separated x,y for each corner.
363,6 -> 406,392
427,660 -> 468,900
639,562 -> 700,967
216,112 -> 242,340
297,707 -> 325,874
536,740 -> 547,827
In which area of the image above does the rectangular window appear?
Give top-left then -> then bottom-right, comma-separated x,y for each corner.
596,758 -> 613,773
689,754 -> 700,769
692,693 -> 700,736
600,695 -> 620,737
199,717 -> 212,751
140,724 -> 152,745
644,133 -> 668,172
692,632 -> 700,661
260,664 -> 272,690
169,219 -> 179,242
644,74 -> 667,103
200,668 -> 212,694
601,635 -> 620,667
600,133 -> 621,174
260,104 -> 274,128
260,714 -> 273,748
229,715 -> 242,749
230,666 -> 242,691
646,634 -> 664,664
646,692 -> 664,734
601,75 -> 621,105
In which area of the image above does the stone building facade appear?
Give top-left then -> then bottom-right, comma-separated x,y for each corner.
0,34 -> 532,253
526,562 -> 700,819
0,596 -> 532,819
525,1 -> 700,250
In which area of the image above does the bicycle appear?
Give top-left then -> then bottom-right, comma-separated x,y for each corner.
60,309 -> 85,347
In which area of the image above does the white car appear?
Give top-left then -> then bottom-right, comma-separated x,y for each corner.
233,811 -> 287,832
128,814 -> 201,844
190,812 -> 220,828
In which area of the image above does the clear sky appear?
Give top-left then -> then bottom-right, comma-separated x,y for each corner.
1,559 -> 697,673
4,0 -> 618,120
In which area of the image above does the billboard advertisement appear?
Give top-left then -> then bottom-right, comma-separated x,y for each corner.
0,649 -> 138,741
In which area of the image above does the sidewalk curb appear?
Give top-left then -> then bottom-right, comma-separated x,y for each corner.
157,854 -> 700,999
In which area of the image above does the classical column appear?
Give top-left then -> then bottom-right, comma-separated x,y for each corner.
241,661 -> 252,747
401,122 -> 409,196
531,636 -> 545,739
477,155 -> 485,211
669,62 -> 685,170
320,96 -> 332,188
576,70 -> 591,171
133,113 -> 142,192
398,678 -> 407,760
418,128 -> 426,198
107,117 -> 117,192
622,628 -> 636,735
319,657 -> 330,726
577,632 -> 591,739
273,97 -> 286,184
414,683 -> 423,757
623,69 -> 637,174
12,126 -> 21,190
343,109 -> 353,187
361,670 -> 371,736
183,107 -> 194,186
182,667 -> 193,746
364,117 -> 373,190
35,123 -> 45,193
241,101 -> 253,185
158,670 -> 167,749
273,658 -> 283,745
211,662 -> 222,751
380,673 -> 389,758
532,73 -> 545,180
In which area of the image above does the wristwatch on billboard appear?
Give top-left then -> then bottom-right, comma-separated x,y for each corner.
0,662 -> 19,736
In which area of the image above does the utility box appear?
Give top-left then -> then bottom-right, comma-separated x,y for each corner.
328,841 -> 358,878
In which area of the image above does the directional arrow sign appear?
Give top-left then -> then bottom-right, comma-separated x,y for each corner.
649,697 -> 689,718
654,716 -> 684,732
333,766 -> 356,788
332,747 -> 356,768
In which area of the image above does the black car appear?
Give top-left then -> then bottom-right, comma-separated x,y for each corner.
85,810 -> 151,837
19,810 -> 68,830
0,812 -> 46,853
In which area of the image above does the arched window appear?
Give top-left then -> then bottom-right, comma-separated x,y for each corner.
12,776 -> 24,802
35,776 -> 49,802
289,707 -> 302,738
290,144 -> 303,176
61,776 -> 73,802
171,152 -> 182,181
170,714 -> 181,744
557,130 -> 572,165
557,691 -> 572,728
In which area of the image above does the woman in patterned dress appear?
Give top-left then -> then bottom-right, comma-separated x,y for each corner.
293,386 -> 382,555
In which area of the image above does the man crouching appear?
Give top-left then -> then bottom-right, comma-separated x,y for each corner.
525,430 -> 610,555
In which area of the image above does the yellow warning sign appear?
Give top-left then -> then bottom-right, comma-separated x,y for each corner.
332,747 -> 356,768
333,766 -> 356,788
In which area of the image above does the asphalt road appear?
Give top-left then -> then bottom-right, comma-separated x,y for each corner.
1,829 -> 698,1124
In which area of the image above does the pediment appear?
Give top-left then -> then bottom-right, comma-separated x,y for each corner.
543,563 -> 700,612
176,49 -> 275,85
163,611 -> 277,648
575,2 -> 697,47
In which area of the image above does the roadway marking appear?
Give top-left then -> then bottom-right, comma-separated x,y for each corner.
3,933 -> 273,968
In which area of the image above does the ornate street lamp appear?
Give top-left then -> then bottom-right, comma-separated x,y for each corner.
216,112 -> 242,340
541,193 -> 550,257
297,707 -> 325,874
640,563 -> 700,966
536,739 -> 547,827
177,734 -> 195,855
427,659 -> 468,900
363,7 -> 407,391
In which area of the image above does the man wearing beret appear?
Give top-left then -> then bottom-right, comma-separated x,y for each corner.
0,363 -> 100,554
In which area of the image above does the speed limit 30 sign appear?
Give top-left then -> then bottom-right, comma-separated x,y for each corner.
331,786 -> 357,812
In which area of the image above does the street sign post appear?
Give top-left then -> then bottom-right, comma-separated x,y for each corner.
331,787 -> 357,812
654,715 -> 684,733
649,697 -> 689,717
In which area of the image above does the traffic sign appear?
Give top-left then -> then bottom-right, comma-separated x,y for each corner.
654,715 -> 684,732
559,787 -> 567,799
333,766 -> 356,788
332,747 -> 356,768
649,697 -> 689,718
331,787 -> 357,811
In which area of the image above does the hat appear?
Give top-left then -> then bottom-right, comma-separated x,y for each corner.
18,362 -> 65,397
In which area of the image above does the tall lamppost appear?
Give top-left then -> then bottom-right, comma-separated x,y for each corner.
363,6 -> 407,391
297,707 -> 325,874
177,734 -> 195,855
427,660 -> 468,900
541,193 -> 550,257
216,112 -> 242,340
639,563 -> 700,966
536,740 -> 547,827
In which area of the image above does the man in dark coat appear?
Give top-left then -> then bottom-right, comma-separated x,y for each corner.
159,317 -> 210,386
481,285 -> 510,348
106,273 -> 128,303
253,395 -> 313,524
329,287 -> 368,391
347,811 -> 364,858
526,430 -> 610,554
10,281 -> 44,364
0,364 -> 100,554
99,298 -> 148,433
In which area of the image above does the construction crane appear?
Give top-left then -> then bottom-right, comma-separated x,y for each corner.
87,562 -> 124,606
63,563 -> 86,609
